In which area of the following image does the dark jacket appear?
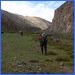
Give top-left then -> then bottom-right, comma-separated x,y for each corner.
40,35 -> 48,45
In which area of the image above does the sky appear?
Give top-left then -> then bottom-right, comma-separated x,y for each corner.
1,1 -> 66,22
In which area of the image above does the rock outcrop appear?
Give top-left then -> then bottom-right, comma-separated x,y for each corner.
51,2 -> 74,34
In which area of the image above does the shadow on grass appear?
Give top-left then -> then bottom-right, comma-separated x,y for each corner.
56,57 -> 70,62
48,51 -> 58,55
29,59 -> 39,63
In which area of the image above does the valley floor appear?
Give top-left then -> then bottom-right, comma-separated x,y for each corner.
2,33 -> 74,73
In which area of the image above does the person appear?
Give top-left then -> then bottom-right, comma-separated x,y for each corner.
39,33 -> 48,55
19,30 -> 23,36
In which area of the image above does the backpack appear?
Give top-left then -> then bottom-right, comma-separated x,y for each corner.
38,35 -> 42,40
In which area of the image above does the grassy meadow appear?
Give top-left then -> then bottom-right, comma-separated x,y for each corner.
2,33 -> 74,73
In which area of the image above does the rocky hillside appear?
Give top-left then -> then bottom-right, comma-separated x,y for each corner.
50,2 -> 74,34
24,16 -> 51,30
2,10 -> 51,32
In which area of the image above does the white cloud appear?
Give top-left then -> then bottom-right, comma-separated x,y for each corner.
1,1 -> 65,22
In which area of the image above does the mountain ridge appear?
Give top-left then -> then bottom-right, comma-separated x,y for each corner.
2,10 -> 51,32
2,1 -> 73,34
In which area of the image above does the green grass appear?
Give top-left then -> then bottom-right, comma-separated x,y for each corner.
2,33 -> 74,73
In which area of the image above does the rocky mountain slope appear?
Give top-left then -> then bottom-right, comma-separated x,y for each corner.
2,10 -> 51,32
24,16 -> 51,30
50,2 -> 74,34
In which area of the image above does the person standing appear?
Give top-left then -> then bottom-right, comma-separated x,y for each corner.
39,33 -> 48,55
